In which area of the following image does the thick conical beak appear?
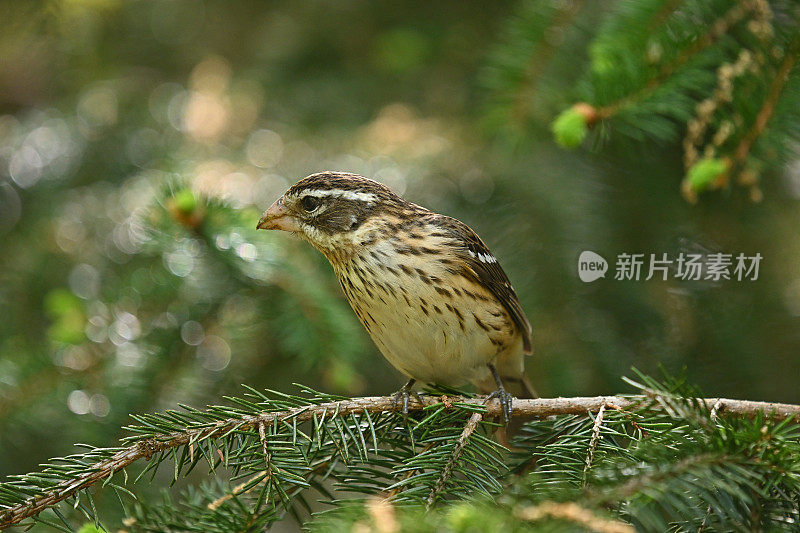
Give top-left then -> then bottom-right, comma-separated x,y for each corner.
256,197 -> 301,232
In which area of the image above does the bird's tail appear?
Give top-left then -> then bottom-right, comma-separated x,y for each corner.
475,371 -> 537,398
490,372 -> 537,399
518,373 -> 538,399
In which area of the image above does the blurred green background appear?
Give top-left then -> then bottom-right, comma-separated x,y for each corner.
1,0 -> 799,500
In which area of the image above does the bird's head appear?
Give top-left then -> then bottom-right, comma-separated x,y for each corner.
257,172 -> 407,255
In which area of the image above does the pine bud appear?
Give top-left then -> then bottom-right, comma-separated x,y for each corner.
167,188 -> 205,228
552,104 -> 596,148
685,157 -> 729,193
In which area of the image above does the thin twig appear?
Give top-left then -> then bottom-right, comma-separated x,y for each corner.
258,421 -> 270,468
425,411 -> 484,509
1,394 -> 798,528
583,403 -> 606,481
698,504 -> 713,531
733,35 -> 800,163
597,1 -> 751,119
207,470 -> 268,511
709,399 -> 723,422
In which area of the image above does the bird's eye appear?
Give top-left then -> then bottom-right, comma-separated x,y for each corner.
301,196 -> 320,212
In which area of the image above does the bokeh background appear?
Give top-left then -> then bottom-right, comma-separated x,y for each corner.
1,0 -> 799,521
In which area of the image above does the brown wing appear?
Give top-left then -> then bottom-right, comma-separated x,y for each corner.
432,214 -> 533,355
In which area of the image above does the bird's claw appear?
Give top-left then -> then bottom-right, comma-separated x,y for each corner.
486,387 -> 513,424
392,381 -> 424,417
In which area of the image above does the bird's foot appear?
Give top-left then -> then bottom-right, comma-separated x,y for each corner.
486,363 -> 512,424
392,379 -> 424,416
485,388 -> 513,424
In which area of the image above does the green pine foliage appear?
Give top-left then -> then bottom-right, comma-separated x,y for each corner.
121,385 -> 510,530
1,373 -> 799,531
483,0 -> 800,201
314,374 -> 800,532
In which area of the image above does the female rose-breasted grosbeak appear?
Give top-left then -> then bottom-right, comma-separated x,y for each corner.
257,172 -> 534,421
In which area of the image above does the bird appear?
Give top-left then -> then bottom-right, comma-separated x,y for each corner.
256,171 -> 534,421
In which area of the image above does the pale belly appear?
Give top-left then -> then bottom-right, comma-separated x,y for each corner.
333,244 -> 523,388
363,289 -> 502,385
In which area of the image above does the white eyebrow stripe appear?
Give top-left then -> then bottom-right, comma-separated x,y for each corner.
300,189 -> 377,203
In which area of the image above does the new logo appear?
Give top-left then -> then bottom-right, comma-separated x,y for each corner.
578,251 -> 608,282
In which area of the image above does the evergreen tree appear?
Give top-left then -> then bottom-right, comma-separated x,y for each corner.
484,0 -> 800,202
2,1 -> 800,531
1,367 -> 799,531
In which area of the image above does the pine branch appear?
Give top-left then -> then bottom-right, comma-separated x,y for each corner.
733,33 -> 800,164
517,0 -> 800,188
2,393 -> 798,529
595,0 -> 753,119
582,403 -> 606,482
425,410 -> 484,508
